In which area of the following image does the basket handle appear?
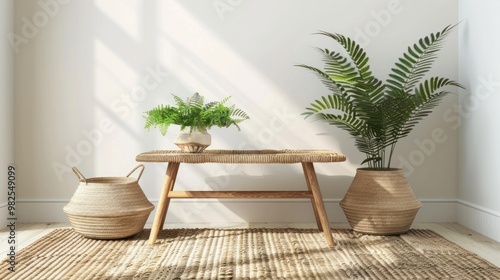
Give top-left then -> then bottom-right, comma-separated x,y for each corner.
72,167 -> 87,184
126,164 -> 145,180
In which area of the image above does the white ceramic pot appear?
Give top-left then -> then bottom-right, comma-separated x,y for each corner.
174,127 -> 211,153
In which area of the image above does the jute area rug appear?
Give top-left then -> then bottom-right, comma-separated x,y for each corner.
1,228 -> 499,279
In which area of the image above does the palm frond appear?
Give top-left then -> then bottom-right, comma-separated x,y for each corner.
395,77 -> 463,141
298,25 -> 462,168
317,31 -> 374,80
387,24 -> 456,95
316,32 -> 387,126
295,64 -> 345,95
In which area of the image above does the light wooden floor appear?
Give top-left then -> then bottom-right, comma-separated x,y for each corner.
1,222 -> 499,267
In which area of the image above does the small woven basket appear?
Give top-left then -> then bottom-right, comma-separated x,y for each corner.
64,165 -> 154,239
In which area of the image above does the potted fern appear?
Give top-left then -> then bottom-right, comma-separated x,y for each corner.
144,92 -> 249,152
297,25 -> 463,235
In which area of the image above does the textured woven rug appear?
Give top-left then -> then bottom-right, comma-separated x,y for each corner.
1,228 -> 499,279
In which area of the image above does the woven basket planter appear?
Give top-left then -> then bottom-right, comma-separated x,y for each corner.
64,165 -> 154,239
340,168 -> 421,235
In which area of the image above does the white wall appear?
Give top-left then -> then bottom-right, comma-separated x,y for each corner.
14,0 -> 458,224
458,0 -> 500,241
0,0 -> 15,228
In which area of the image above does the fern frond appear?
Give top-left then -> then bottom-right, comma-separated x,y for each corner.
143,104 -> 179,136
231,108 -> 250,120
144,93 -> 249,135
204,101 -> 219,109
187,92 -> 204,109
218,96 -> 232,105
172,94 -> 186,107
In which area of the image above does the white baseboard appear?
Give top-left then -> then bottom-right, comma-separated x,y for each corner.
457,199 -> 500,242
16,198 -> 457,225
414,199 -> 457,222
11,199 -> 500,242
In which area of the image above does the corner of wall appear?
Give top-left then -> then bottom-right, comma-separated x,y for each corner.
457,200 -> 500,242
457,0 -> 500,242
0,0 -> 15,229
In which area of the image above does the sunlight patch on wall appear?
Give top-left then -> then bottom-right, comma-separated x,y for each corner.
153,1 -> 351,176
92,39 -> 142,173
94,0 -> 141,41
94,40 -> 138,104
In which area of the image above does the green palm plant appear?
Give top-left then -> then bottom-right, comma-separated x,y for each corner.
297,24 -> 463,169
144,92 -> 249,135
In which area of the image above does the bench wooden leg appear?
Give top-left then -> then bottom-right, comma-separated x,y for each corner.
302,163 -> 322,231
148,162 -> 180,245
302,162 -> 335,247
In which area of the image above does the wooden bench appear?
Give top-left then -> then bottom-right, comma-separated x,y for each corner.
136,150 -> 346,247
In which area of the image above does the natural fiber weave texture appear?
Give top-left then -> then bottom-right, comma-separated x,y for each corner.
175,143 -> 209,153
64,165 -> 154,239
63,177 -> 154,239
340,168 -> 421,235
2,228 -> 498,279
136,149 -> 346,164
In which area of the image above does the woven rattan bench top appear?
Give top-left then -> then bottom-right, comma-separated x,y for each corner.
136,150 -> 346,164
